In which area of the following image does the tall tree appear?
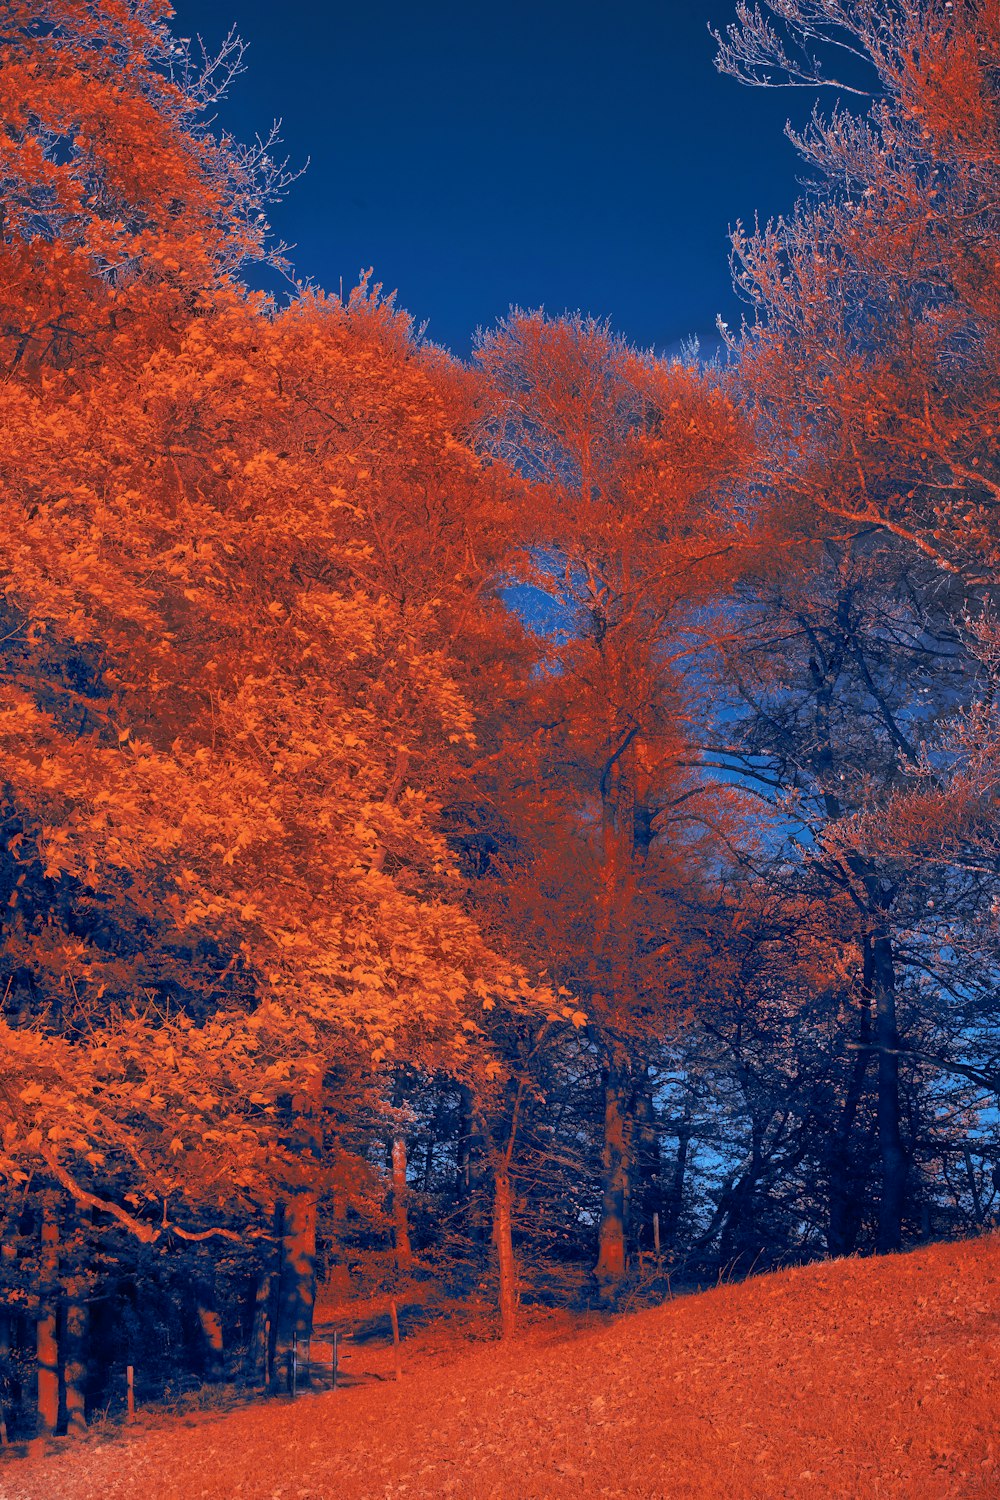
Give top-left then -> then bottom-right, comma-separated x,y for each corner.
473,311 -> 749,1295
712,0 -> 1000,1249
0,0 -> 549,1421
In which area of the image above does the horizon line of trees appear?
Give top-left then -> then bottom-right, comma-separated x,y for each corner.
1,0 -> 998,1443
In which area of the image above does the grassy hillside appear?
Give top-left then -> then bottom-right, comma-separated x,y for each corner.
6,1234 -> 1000,1499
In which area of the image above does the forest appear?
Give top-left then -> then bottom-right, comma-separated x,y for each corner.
1,0 -> 999,1452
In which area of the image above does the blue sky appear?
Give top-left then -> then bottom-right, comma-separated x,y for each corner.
172,0 -> 830,356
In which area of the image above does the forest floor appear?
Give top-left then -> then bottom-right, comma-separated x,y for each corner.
4,1233 -> 1000,1500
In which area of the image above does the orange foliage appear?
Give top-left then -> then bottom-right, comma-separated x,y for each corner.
0,2 -> 548,1242
472,312 -> 751,1041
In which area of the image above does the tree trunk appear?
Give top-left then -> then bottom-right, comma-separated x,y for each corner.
661,1108 -> 692,1251
36,1200 -> 59,1438
0,1307 -> 11,1444
246,1268 -> 275,1386
492,1164 -> 518,1338
457,1085 -> 487,1242
0,1237 -> 18,1443
271,1192 -> 317,1393
196,1299 -> 224,1383
592,716 -> 639,1299
872,931 -> 907,1253
63,1298 -> 87,1436
422,1138 -> 435,1193
629,1066 -> 661,1255
593,1063 -> 629,1299
716,1123 -> 764,1275
827,992 -> 872,1257
391,1136 -> 414,1272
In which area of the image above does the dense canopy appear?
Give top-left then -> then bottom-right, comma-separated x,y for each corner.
0,0 -> 998,1451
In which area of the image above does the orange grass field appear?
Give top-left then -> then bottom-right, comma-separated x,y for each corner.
5,1234 -> 1000,1500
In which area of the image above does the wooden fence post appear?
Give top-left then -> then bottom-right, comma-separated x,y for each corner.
332,1330 -> 338,1390
126,1365 -> 135,1424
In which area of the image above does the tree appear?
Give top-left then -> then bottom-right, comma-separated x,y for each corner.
472,310 -> 749,1297
0,0 -> 546,1425
711,0 -> 1000,1250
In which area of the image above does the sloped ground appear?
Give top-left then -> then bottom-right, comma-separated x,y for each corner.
5,1234 -> 1000,1500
